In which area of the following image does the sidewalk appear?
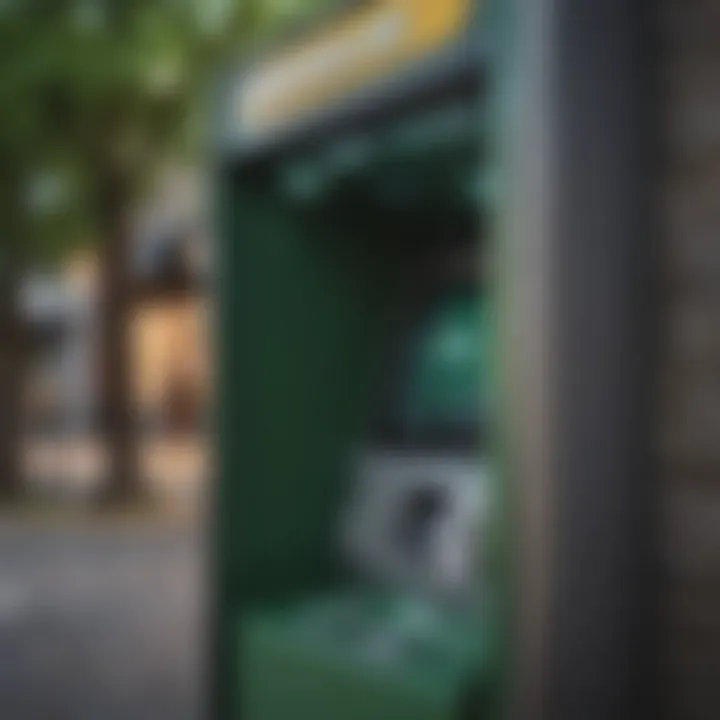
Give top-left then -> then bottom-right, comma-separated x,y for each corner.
22,434 -> 208,503
0,517 -> 203,720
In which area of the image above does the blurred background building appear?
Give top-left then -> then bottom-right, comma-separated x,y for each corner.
18,166 -> 211,501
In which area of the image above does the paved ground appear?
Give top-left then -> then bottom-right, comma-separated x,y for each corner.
0,517 -> 203,720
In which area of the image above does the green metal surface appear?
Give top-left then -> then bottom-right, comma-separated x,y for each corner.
404,292 -> 489,432
216,177 -> 408,718
238,590 -> 493,720
213,2 -> 511,718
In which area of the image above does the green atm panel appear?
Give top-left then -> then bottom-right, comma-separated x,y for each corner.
402,291 -> 489,434
214,2 -> 507,718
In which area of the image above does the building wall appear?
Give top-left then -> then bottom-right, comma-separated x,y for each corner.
661,2 -> 720,717
22,257 -> 98,432
131,296 -> 210,429
24,234 -> 211,436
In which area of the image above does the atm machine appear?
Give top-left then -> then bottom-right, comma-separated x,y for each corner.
213,1 -> 509,718
213,0 -> 656,718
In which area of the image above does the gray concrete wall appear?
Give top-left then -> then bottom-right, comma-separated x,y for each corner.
661,1 -> 720,717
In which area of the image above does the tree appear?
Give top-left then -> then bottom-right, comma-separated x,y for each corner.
0,4 -> 88,500
31,0 -> 328,503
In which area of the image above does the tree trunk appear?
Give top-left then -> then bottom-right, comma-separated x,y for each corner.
0,253 -> 26,502
96,174 -> 142,504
